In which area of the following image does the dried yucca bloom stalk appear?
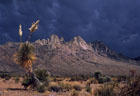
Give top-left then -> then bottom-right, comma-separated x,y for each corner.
29,20 -> 40,33
19,24 -> 23,42
19,24 -> 22,37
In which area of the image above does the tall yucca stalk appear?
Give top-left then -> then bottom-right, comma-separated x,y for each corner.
19,24 -> 23,42
28,20 -> 40,41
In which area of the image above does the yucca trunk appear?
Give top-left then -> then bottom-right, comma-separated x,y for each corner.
29,71 -> 42,87
25,62 -> 42,88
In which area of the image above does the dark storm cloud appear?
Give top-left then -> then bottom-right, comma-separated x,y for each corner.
0,0 -> 140,57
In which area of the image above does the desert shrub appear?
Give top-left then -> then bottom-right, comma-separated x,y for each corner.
118,77 -> 140,96
86,86 -> 92,94
0,73 -> 11,80
104,76 -> 112,82
36,85 -> 46,93
98,77 -> 105,84
70,76 -> 80,81
4,76 -> 11,80
73,85 -> 82,91
71,90 -> 79,96
48,85 -> 62,92
117,75 -> 127,82
59,83 -> 72,92
94,71 -> 102,80
34,68 -> 50,86
22,75 -> 35,89
94,84 -> 116,96
70,75 -> 89,81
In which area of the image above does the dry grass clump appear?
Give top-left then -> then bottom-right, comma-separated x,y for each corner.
71,90 -> 79,96
94,83 -> 117,96
86,78 -> 98,86
85,86 -> 92,94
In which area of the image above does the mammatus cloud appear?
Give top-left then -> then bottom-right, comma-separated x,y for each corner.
0,0 -> 140,57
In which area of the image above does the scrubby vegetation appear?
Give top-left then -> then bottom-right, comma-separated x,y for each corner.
0,71 -> 139,95
118,77 -> 140,96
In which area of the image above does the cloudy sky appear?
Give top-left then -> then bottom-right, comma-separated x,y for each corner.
0,0 -> 140,57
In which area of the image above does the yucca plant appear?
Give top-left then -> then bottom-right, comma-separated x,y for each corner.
13,20 -> 42,90
14,43 -> 36,72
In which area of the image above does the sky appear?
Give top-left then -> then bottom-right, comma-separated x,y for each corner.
0,0 -> 140,58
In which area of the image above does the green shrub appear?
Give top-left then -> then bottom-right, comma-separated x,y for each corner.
22,75 -> 35,89
105,76 -> 112,82
48,85 -> 62,92
94,71 -> 102,80
0,73 -> 11,79
117,75 -> 127,82
73,85 -> 82,91
98,77 -> 105,84
34,68 -> 50,86
36,85 -> 46,93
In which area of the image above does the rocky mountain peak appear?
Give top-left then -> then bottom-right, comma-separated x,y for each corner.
69,36 -> 92,50
91,40 -> 120,58
35,34 -> 63,48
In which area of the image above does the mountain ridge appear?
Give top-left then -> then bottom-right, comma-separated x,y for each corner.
0,34 -> 140,76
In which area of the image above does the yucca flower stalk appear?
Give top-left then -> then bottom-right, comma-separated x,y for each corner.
19,24 -> 23,42
28,20 -> 40,41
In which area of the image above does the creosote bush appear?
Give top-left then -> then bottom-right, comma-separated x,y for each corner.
22,74 -> 35,89
94,71 -> 102,80
0,73 -> 11,80
73,85 -> 82,91
34,68 -> 51,87
36,85 -> 46,93
98,77 -> 105,84
105,76 -> 112,82
48,85 -> 62,92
